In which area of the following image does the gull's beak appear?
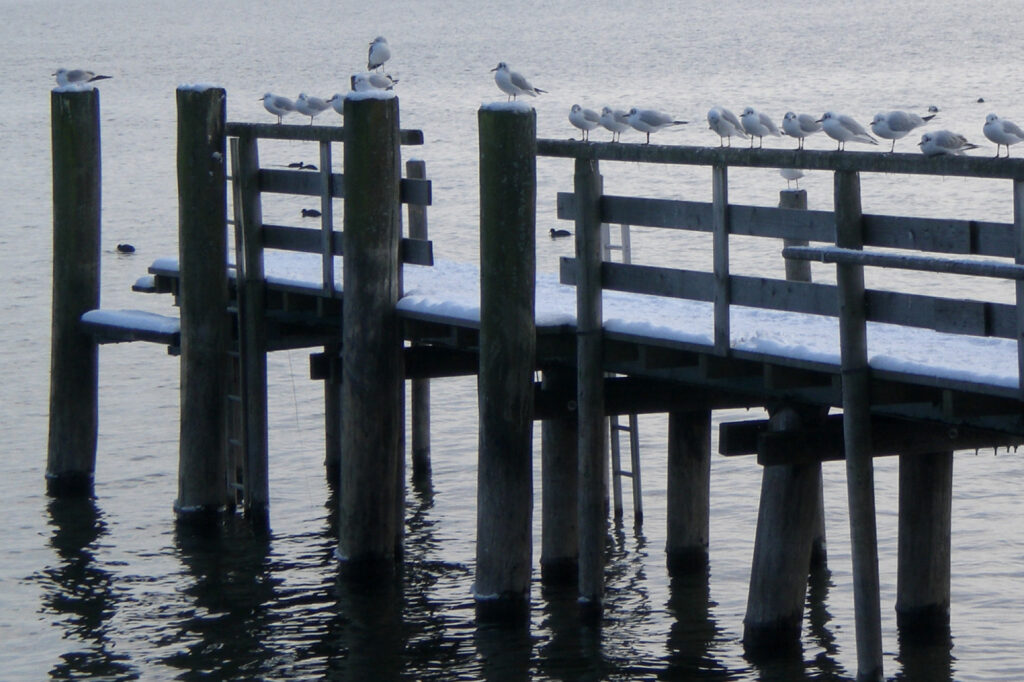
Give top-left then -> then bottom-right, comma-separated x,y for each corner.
490,66 -> 498,72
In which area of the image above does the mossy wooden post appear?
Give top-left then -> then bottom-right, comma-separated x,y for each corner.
475,105 -> 536,618
541,364 -> 578,584
665,410 -> 711,574
743,406 -> 825,657
407,158 -> 431,482
47,87 -> 101,496
835,170 -> 883,682
339,94 -> 405,574
575,154 -> 606,615
175,86 -> 230,523
896,451 -> 952,639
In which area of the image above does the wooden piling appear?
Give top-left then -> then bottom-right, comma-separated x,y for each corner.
896,451 -> 952,639
541,364 -> 578,584
407,159 -> 431,482
338,94 -> 405,574
175,86 -> 230,522
475,106 -> 536,618
834,170 -> 884,682
47,87 -> 101,496
323,343 -> 342,486
665,410 -> 711,573
779,188 -> 812,282
742,405 -> 825,656
575,155 -> 606,615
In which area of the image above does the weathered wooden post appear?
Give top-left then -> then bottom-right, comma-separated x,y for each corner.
743,405 -> 826,656
407,158 -> 432,482
323,343 -> 342,486
665,410 -> 712,573
47,87 -> 101,496
541,364 -> 578,584
896,451 -> 952,639
175,86 -> 230,522
712,165 -> 730,354
835,170 -> 884,682
575,153 -> 606,615
338,92 -> 405,574
475,104 -> 536,618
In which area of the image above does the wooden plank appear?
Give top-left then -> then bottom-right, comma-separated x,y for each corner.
712,165 -> 730,354
536,138 -> 1024,179
261,225 -> 432,265
786,245 -> 1024,279
225,121 -> 424,145
259,168 -> 430,205
319,141 -> 335,296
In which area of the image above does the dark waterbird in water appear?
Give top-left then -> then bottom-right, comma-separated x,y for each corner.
116,243 -> 135,253
301,208 -> 322,218
550,228 -> 571,238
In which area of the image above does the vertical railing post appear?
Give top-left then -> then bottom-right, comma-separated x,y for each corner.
665,410 -> 711,573
475,105 -> 537,619
712,165 -> 730,354
575,154 -> 606,616
47,87 -> 101,496
835,170 -> 884,682
230,133 -> 270,527
406,159 -> 432,483
319,140 -> 335,296
175,85 -> 230,523
1014,180 -> 1024,395
339,93 -> 405,574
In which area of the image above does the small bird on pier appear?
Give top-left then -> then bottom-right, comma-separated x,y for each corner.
600,106 -> 631,142
550,228 -> 572,238
869,111 -> 936,152
627,107 -> 688,144
707,106 -> 747,147
261,93 -> 295,124
740,107 -> 782,148
779,168 -> 805,189
918,130 -> 979,157
328,93 -> 345,115
982,113 -> 1024,157
819,111 -> 878,150
569,104 -> 600,140
491,62 -> 546,101
781,112 -> 822,150
295,93 -> 331,124
351,72 -> 398,92
368,36 -> 391,71
53,68 -> 112,87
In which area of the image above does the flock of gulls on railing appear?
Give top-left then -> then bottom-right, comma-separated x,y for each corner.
54,39 -> 1024,162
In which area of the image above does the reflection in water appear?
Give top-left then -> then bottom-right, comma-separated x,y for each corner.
661,561 -> 731,680
163,517 -> 278,678
39,497 -> 137,680
895,627 -> 954,682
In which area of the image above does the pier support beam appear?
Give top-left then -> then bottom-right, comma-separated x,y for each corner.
896,451 -> 952,640
47,87 -> 101,497
338,94 -> 405,575
665,410 -> 711,574
835,170 -> 884,681
406,159 -> 432,483
541,365 -> 578,584
175,86 -> 230,523
475,105 -> 537,618
743,405 -> 826,657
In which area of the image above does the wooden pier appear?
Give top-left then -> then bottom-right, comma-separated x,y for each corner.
48,86 -> 1024,681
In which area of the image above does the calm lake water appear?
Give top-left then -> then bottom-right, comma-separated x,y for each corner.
3,0 -> 1024,679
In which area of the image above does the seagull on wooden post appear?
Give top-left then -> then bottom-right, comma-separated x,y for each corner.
368,36 -> 391,71
491,62 -> 546,101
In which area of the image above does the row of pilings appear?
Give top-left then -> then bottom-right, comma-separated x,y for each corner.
47,87 -> 956,681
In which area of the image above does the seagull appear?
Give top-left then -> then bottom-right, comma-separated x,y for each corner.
869,111 -> 936,151
779,168 -> 805,189
261,93 -> 295,124
782,112 -> 822,150
569,104 -> 601,141
626,107 -> 687,144
367,36 -> 391,71
918,130 -> 979,157
327,93 -> 345,115
600,106 -> 631,142
53,68 -> 111,86
819,112 -> 878,150
491,62 -> 546,101
707,107 -> 747,146
740,107 -> 782,148
295,93 -> 331,124
982,113 -> 1024,157
351,72 -> 398,91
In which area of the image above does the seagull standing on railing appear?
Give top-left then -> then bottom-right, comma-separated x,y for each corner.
368,36 -> 391,71
491,62 -> 546,101
600,107 -> 631,142
918,130 -> 979,156
707,107 -> 747,147
870,111 -> 936,152
983,113 -> 1024,157
295,93 -> 330,124
819,111 -> 878,151
627,107 -> 688,144
261,93 -> 295,124
740,107 -> 782,148
569,104 -> 601,140
782,112 -> 822,150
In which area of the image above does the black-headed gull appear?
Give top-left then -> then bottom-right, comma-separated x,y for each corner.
295,93 -> 330,124
627,107 -> 687,144
982,113 -> 1024,157
707,107 -> 747,147
569,104 -> 600,141
54,68 -> 111,86
491,62 -> 546,101
869,111 -> 936,152
918,130 -> 979,157
782,112 -> 822,150
599,106 -> 631,142
261,93 -> 295,124
740,107 -> 781,148
367,36 -> 391,71
819,112 -> 878,151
